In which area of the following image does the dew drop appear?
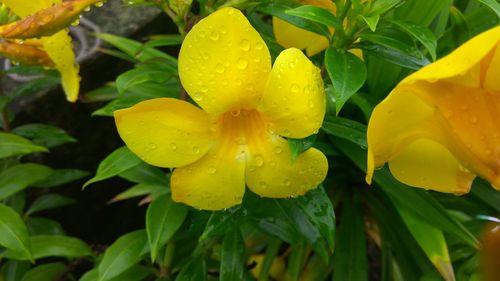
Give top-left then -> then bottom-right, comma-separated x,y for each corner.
215,64 -> 225,73
208,166 -> 217,174
255,42 -> 264,50
259,181 -> 268,189
254,57 -> 261,63
95,1 -> 104,7
283,179 -> 291,186
169,142 -> 177,150
84,6 -> 91,12
192,146 -> 200,154
237,58 -> 248,70
201,86 -> 209,93
193,92 -> 203,101
230,109 -> 241,116
291,84 -> 299,93
273,146 -> 283,154
283,129 -> 291,136
210,30 -> 220,40
239,39 -> 251,51
228,8 -> 235,15
148,142 -> 157,150
254,155 -> 264,167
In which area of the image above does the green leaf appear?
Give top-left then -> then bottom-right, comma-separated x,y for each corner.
145,34 -> 183,48
82,84 -> 120,102
396,207 -> 455,281
118,162 -> 168,186
146,194 -> 188,261
20,263 -> 66,281
288,134 -> 317,161
109,183 -> 166,203
3,235 -> 92,260
0,204 -> 32,260
366,0 -> 404,16
0,133 -> 47,159
286,239 -> 308,281
220,229 -> 246,281
11,76 -> 61,99
388,20 -> 437,61
285,5 -> 341,29
26,194 -> 76,216
33,169 -> 90,188
0,260 -> 30,281
333,192 -> 368,281
116,68 -> 173,95
475,0 -> 500,17
175,255 -> 206,281
98,230 -> 149,281
324,47 -> 367,114
0,164 -> 53,200
321,117 -> 367,149
26,217 -> 65,235
80,266 -> 152,281
470,179 -> 500,213
12,124 -> 76,149
84,146 -> 142,188
200,206 -> 243,241
361,14 -> 380,32
393,0 -> 453,26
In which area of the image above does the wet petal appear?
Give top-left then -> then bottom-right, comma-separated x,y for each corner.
178,7 -> 271,115
246,133 -> 327,198
171,141 -> 246,210
272,17 -> 329,57
259,48 -> 325,139
1,0 -> 49,17
0,41 -> 53,66
388,139 -> 475,194
402,25 -> 500,85
114,98 -> 215,168
484,42 -> 500,91
42,31 -> 80,102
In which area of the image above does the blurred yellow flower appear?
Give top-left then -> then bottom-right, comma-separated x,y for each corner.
273,0 -> 336,56
0,0 -> 102,102
366,26 -> 500,194
114,7 -> 328,210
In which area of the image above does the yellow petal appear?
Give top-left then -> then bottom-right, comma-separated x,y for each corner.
178,7 -> 271,115
114,98 -> 215,168
272,17 -> 329,57
259,48 -> 325,139
484,42 -> 500,91
388,138 -> 475,194
402,25 -> 500,85
42,31 -> 80,102
0,40 -> 53,66
245,132 -> 328,198
0,0 -> 49,17
171,142 -> 246,210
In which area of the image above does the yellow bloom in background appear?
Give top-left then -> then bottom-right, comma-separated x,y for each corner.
366,26 -> 500,194
115,7 -> 328,210
273,0 -> 336,56
0,0 -> 101,102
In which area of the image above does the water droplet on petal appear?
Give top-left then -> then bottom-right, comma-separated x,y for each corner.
215,64 -> 225,73
291,84 -> 299,93
255,42 -> 264,50
283,179 -> 291,186
210,31 -> 220,40
234,136 -> 247,145
208,166 -> 217,174
230,109 -> 241,116
169,142 -> 177,150
239,39 -> 251,51
259,181 -> 268,189
148,142 -> 157,150
254,155 -> 264,167
237,58 -> 248,70
193,92 -> 203,101
273,146 -> 283,154
192,146 -> 200,154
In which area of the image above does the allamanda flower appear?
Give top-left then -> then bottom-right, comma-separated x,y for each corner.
273,0 -> 336,56
114,7 -> 328,210
0,0 -> 102,102
366,26 -> 500,194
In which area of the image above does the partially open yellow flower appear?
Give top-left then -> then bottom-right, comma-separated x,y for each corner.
366,26 -> 500,194
114,7 -> 328,210
273,0 -> 336,56
0,0 -> 100,102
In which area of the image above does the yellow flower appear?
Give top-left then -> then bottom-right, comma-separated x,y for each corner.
114,7 -> 328,210
0,0 -> 102,102
273,0 -> 336,56
366,26 -> 500,194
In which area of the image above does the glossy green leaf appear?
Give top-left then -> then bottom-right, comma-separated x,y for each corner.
388,20 -> 437,60
175,255 -> 206,281
470,179 -> 500,213
98,230 -> 149,281
0,204 -> 32,260
26,217 -> 65,235
33,169 -> 90,188
393,0 -> 453,26
321,117 -> 367,149
286,239 -> 308,281
84,146 -> 142,188
146,194 -> 188,261
118,162 -> 168,186
26,194 -> 76,216
325,47 -> 367,114
20,263 -> 66,281
285,5 -> 341,29
145,34 -> 183,48
0,164 -> 53,200
200,206 -> 243,241
12,124 -> 76,149
80,266 -> 152,281
0,260 -> 30,281
333,192 -> 368,281
220,229 -> 246,281
116,68 -> 173,95
361,14 -> 380,32
366,0 -> 404,16
3,235 -> 92,260
0,133 -> 47,159
288,134 -> 317,161
109,183 -> 166,203
82,84 -> 120,102
11,76 -> 61,100
475,0 -> 500,17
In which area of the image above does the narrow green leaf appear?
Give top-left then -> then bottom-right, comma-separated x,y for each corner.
0,164 -> 53,200
81,266 -> 152,281
109,183 -> 166,203
20,263 -> 66,281
286,5 -> 341,29
146,195 -> 188,261
26,217 -> 65,235
325,47 -> 367,114
0,133 -> 47,159
286,239 -> 308,281
98,230 -> 149,281
84,146 -> 142,188
118,162 -> 168,186
333,192 -> 368,281
175,255 -> 206,281
116,68 -> 172,94
361,14 -> 380,32
200,206 -> 243,241
82,84 -> 120,102
321,117 -> 367,149
3,235 -> 92,260
393,0 -> 453,26
26,194 -> 76,216
0,260 -> 31,281
288,134 -> 317,161
388,20 -> 437,61
0,204 -> 32,260
33,169 -> 90,188
366,0 -> 404,16
220,229 -> 246,281
145,34 -> 183,48
475,0 -> 500,17
12,124 -> 76,149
